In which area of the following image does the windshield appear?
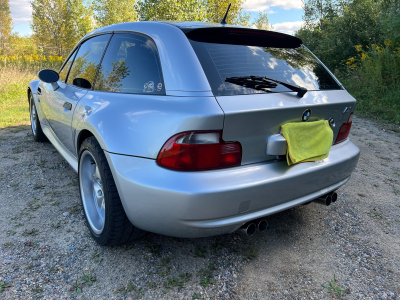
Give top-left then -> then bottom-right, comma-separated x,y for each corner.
189,40 -> 342,96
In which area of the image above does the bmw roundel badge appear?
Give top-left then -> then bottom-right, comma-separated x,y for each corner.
302,109 -> 311,122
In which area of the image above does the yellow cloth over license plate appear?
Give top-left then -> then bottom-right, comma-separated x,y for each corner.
281,120 -> 333,166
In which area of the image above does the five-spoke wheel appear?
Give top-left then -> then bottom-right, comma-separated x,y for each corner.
78,137 -> 144,245
29,92 -> 47,142
79,151 -> 106,234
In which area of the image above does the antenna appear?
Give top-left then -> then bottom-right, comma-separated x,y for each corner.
220,3 -> 231,25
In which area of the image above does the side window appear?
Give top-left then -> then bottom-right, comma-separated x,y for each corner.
67,34 -> 111,89
94,33 -> 165,95
59,48 -> 77,82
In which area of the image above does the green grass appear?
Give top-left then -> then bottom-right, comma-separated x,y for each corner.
370,211 -> 382,219
192,292 -> 201,299
343,81 -> 400,124
194,245 -> 206,258
163,273 -> 192,289
0,281 -> 12,293
72,271 -> 96,294
0,68 -> 36,128
322,275 -> 346,299
239,246 -> 259,260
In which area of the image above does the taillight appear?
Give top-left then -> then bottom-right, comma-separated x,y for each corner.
334,113 -> 353,145
157,131 -> 242,171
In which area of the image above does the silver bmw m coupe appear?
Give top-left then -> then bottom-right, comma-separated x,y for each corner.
28,21 -> 360,245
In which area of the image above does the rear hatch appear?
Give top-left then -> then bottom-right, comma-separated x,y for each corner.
184,27 -> 356,165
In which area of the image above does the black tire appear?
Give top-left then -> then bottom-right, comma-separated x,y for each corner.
78,136 -> 144,246
29,93 -> 47,142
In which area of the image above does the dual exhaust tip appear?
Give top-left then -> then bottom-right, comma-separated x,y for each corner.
239,218 -> 268,237
313,191 -> 338,206
239,191 -> 338,236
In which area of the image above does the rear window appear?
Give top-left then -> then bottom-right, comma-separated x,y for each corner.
189,40 -> 341,96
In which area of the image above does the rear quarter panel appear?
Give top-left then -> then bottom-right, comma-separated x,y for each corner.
72,91 -> 224,158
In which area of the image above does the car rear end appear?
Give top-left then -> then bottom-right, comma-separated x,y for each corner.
108,24 -> 360,238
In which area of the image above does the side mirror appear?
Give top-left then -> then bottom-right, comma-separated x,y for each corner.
38,69 -> 60,91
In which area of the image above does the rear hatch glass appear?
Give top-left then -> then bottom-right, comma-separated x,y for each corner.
189,40 -> 341,96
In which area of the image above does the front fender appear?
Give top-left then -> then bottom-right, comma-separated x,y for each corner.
28,79 -> 40,96
28,79 -> 47,124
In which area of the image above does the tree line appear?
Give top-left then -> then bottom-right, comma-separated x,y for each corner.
0,0 -> 270,56
297,0 -> 399,123
297,0 -> 399,70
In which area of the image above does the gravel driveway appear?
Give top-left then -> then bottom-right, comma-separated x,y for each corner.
0,116 -> 399,300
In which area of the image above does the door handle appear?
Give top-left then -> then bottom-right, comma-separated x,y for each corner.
37,87 -> 42,95
63,102 -> 72,111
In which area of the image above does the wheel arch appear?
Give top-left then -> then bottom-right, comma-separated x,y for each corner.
27,80 -> 45,121
76,129 -> 95,156
27,85 -> 43,122
75,126 -> 111,158
27,87 -> 32,103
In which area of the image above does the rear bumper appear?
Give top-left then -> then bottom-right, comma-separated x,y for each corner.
105,139 -> 360,238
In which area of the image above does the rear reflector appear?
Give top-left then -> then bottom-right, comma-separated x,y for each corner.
157,131 -> 242,171
334,113 -> 353,145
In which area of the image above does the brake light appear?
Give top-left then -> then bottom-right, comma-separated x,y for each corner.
334,113 -> 353,145
157,131 -> 242,171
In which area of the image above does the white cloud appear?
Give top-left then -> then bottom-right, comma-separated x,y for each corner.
10,0 -> 32,24
271,21 -> 303,34
243,0 -> 302,11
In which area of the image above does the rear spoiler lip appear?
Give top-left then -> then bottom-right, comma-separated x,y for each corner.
180,27 -> 303,48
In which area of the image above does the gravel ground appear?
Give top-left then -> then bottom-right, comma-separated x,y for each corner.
0,116 -> 399,300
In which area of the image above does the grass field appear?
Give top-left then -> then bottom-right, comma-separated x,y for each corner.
342,78 -> 400,124
0,69 -> 37,128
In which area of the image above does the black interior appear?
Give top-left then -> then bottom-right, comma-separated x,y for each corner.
73,78 -> 92,89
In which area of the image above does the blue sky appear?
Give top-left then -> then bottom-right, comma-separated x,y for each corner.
10,0 -> 304,36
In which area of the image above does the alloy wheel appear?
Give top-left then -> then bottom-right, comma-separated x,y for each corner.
79,151 -> 105,234
30,100 -> 37,135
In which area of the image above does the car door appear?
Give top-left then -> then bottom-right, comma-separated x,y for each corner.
41,34 -> 111,156
39,48 -> 78,128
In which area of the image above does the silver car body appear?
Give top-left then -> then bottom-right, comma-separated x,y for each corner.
28,21 -> 360,238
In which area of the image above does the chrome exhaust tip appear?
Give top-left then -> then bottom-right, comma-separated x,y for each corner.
239,222 -> 257,236
313,194 -> 332,206
330,191 -> 338,203
257,219 -> 268,232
